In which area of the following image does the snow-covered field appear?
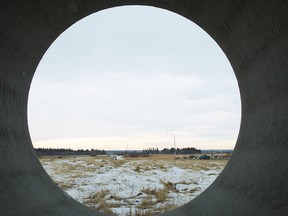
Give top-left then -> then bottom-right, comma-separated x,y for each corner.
40,155 -> 227,216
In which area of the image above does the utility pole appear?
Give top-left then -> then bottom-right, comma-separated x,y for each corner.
166,132 -> 176,155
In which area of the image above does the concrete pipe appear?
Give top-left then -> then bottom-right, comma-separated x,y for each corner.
0,1 -> 288,215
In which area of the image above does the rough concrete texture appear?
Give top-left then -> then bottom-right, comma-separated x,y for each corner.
0,1 -> 288,216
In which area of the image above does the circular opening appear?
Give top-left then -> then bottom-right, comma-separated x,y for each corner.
28,6 -> 241,216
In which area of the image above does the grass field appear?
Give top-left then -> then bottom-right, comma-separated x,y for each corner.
40,154 -> 227,216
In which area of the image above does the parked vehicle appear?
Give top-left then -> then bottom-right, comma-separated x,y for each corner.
199,155 -> 210,160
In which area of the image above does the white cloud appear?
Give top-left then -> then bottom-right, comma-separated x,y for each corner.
28,6 -> 241,150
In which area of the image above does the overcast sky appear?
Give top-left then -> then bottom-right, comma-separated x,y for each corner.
28,6 -> 241,151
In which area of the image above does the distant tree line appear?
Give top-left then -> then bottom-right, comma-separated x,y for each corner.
161,147 -> 201,154
142,148 -> 160,154
142,147 -> 201,154
35,148 -> 106,156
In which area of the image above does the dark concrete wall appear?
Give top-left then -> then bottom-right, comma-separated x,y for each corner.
1,1 -> 288,215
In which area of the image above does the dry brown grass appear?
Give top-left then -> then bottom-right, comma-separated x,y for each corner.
84,189 -> 111,204
189,187 -> 200,194
41,155 -> 227,176
155,188 -> 168,202
124,154 -> 227,172
141,188 -> 156,196
125,154 -> 174,162
126,202 -> 178,216
111,158 -> 127,167
40,154 -> 227,216
141,187 -> 168,203
84,189 -> 121,214
55,181 -> 75,190
154,203 -> 178,214
95,201 -> 116,215
134,164 -> 142,172
141,187 -> 168,204
160,180 -> 177,192
137,196 -> 157,210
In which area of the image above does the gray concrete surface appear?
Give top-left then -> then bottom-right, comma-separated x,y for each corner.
1,1 -> 288,215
